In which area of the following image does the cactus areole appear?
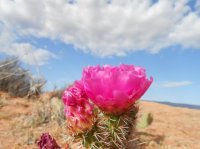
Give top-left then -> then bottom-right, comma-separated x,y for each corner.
62,64 -> 153,148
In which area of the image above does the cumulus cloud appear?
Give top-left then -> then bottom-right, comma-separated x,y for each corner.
0,28 -> 55,65
0,0 -> 200,57
157,81 -> 192,88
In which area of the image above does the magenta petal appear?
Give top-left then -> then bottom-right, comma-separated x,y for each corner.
37,133 -> 60,149
62,82 -> 94,133
81,64 -> 153,115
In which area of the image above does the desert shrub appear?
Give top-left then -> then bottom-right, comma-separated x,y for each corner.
11,98 -> 66,146
27,77 -> 46,99
50,88 -> 65,99
0,57 -> 45,97
22,97 -> 65,127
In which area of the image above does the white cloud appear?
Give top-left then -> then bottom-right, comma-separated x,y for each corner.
0,27 -> 55,65
157,81 -> 192,88
196,0 -> 200,14
169,13 -> 200,49
0,0 -> 200,57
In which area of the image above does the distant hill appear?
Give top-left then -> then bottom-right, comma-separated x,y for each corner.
148,100 -> 200,110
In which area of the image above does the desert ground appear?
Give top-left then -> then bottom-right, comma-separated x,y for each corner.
138,101 -> 200,149
0,92 -> 200,149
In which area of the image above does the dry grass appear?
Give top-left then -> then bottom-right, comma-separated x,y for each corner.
0,98 -> 9,109
0,95 -> 67,148
19,97 -> 65,127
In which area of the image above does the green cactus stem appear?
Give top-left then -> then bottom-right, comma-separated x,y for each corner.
67,105 -> 139,149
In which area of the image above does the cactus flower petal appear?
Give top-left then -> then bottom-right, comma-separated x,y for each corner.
81,64 -> 153,115
37,133 -> 60,149
62,81 -> 94,134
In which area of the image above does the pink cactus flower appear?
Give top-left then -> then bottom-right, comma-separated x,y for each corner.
62,81 -> 94,134
81,64 -> 153,115
37,133 -> 60,149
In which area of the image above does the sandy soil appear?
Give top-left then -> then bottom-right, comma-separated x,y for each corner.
0,92 -> 200,149
138,101 -> 200,149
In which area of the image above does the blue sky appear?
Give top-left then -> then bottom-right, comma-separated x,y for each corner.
0,0 -> 200,105
39,41 -> 200,105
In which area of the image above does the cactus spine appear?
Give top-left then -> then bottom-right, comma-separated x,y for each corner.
67,105 -> 139,149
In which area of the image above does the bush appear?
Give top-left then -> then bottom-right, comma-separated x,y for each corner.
0,57 -> 45,97
21,97 -> 65,127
